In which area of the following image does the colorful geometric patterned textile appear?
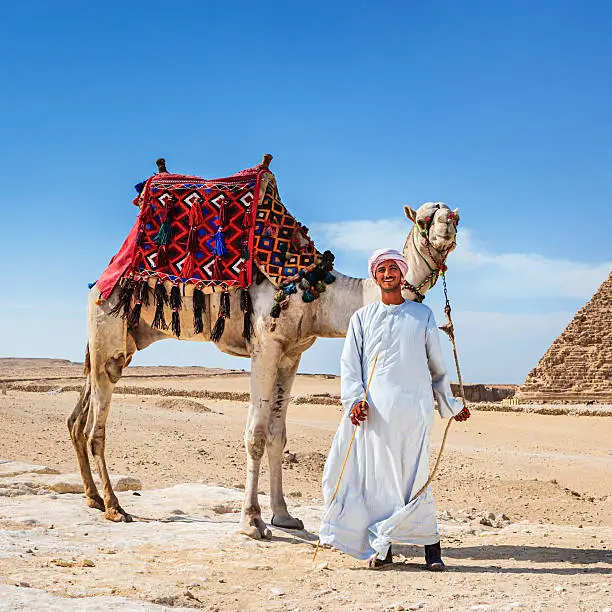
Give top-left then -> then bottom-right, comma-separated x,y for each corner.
253,176 -> 319,287
96,164 -> 321,300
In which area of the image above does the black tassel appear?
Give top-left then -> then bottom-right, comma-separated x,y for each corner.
193,288 -> 205,334
109,279 -> 136,318
170,284 -> 182,311
171,309 -> 181,337
152,282 -> 168,330
241,288 -> 253,341
321,249 -> 335,271
220,291 -> 230,319
210,315 -> 225,342
139,279 -> 151,306
243,311 -> 253,341
240,288 -> 251,314
127,302 -> 142,328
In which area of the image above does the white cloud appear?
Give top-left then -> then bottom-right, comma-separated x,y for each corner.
310,219 -> 407,256
311,219 -> 611,300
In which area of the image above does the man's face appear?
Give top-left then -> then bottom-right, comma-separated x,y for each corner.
374,261 -> 403,292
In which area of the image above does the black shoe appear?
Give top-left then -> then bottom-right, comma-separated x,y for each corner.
368,545 -> 393,569
424,541 -> 446,571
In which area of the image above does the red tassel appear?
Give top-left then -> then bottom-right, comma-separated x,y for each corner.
242,208 -> 253,229
140,200 -> 153,224
219,198 -> 229,226
131,249 -> 145,274
182,253 -> 195,279
187,226 -> 199,254
189,197 -> 203,225
157,245 -> 170,270
160,198 -> 173,224
239,262 -> 248,287
212,256 -> 223,280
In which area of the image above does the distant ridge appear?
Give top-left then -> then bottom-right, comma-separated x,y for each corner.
0,358 -> 79,366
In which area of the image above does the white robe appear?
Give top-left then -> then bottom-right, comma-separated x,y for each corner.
319,300 -> 463,560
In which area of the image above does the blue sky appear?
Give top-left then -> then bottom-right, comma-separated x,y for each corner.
0,1 -> 610,383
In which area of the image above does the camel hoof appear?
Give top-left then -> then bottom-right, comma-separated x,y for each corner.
271,514 -> 304,530
86,496 -> 105,511
238,517 -> 271,540
104,507 -> 133,523
238,525 -> 262,540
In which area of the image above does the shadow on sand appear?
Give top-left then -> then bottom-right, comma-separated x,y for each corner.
371,544 -> 612,575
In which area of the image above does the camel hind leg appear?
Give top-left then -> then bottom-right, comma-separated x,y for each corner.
89,347 -> 135,521
67,360 -> 104,511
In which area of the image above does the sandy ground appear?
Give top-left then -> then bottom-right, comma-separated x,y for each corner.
0,360 -> 611,611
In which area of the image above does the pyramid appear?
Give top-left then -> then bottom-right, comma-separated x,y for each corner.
519,271 -> 612,403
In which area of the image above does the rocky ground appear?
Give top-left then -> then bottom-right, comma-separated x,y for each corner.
0,359 -> 610,611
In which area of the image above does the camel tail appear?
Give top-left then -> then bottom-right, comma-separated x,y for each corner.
68,346 -> 92,434
83,343 -> 91,375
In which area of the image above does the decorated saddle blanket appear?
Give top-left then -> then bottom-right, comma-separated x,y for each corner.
97,163 -> 329,300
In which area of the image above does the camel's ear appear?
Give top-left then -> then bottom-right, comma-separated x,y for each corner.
404,205 -> 418,223
452,208 -> 460,224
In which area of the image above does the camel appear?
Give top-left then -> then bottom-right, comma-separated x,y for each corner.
68,157 -> 459,540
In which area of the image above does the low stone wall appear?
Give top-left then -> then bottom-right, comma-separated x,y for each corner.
6,381 -> 517,405
450,383 -> 516,403
516,390 -> 612,404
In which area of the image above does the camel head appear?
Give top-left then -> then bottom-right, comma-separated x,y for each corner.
403,202 -> 459,254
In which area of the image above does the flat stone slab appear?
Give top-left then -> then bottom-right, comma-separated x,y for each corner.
0,477 -> 609,611
0,584 -> 192,611
0,483 -> 249,554
0,473 -> 141,496
0,461 -> 59,478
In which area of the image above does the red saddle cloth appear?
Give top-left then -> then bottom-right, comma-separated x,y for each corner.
97,163 -> 318,299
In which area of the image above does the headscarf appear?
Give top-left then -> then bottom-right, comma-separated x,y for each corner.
368,248 -> 408,280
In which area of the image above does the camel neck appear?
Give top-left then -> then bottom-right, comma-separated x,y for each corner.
310,272 -> 379,338
402,226 -> 445,298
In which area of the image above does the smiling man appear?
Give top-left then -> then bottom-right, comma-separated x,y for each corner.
319,248 -> 470,570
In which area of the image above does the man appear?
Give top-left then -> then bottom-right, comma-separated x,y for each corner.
319,248 -> 470,570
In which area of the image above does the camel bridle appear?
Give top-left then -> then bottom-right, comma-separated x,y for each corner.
402,205 -> 458,302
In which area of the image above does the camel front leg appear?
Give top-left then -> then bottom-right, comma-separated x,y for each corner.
268,355 -> 304,530
238,339 -> 282,540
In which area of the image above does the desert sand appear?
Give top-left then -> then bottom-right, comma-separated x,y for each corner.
0,359 -> 610,611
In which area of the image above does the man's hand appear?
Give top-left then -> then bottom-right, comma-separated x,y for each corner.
350,401 -> 369,426
454,406 -> 471,422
